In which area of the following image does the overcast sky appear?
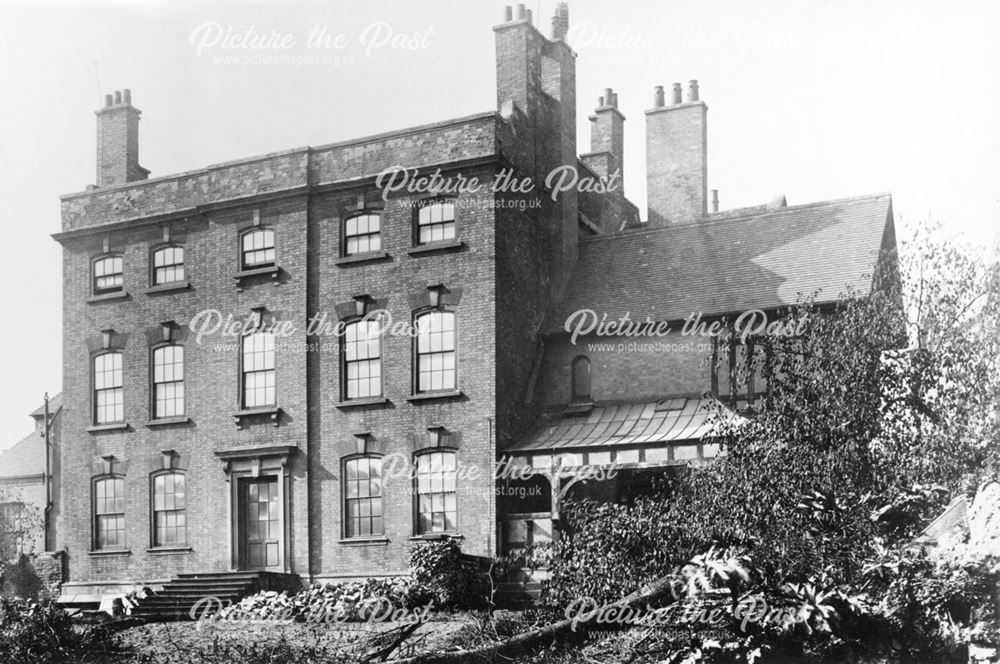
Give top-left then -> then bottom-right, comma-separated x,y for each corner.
0,0 -> 997,448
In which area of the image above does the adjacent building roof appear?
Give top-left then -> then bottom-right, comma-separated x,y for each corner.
505,395 -> 743,453
914,496 -> 969,547
30,393 -> 62,418
0,432 -> 46,479
1,395 -> 59,480
546,193 -> 893,334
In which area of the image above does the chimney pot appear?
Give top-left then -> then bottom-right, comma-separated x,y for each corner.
598,96 -> 604,107
612,92 -> 618,108
104,94 -> 113,108
114,90 -> 122,104
687,79 -> 699,102
653,85 -> 665,108
671,83 -> 682,105
515,3 -> 525,20
123,88 -> 132,105
526,8 -> 532,24
504,5 -> 512,21
711,189 -> 719,213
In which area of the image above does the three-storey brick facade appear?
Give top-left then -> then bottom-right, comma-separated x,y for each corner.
53,3 -> 896,600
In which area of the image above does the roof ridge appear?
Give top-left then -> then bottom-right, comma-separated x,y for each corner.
581,191 -> 892,244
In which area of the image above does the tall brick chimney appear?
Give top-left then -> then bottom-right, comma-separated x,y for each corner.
645,80 -> 707,225
582,88 -> 625,183
95,89 -> 149,187
495,3 -> 578,297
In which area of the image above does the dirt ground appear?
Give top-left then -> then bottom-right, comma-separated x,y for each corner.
118,614 -> 481,662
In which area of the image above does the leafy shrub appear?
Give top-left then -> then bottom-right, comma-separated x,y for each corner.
409,538 -> 491,609
215,576 -> 433,623
0,596 -> 127,663
544,497 -> 696,606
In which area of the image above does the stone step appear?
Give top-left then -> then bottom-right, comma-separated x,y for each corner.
132,570 -> 300,622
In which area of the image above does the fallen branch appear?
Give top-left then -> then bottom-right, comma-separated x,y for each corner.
365,621 -> 423,663
388,573 -> 684,664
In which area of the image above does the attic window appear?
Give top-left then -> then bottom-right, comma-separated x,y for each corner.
571,355 -> 591,403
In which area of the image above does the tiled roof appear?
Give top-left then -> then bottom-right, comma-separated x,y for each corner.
505,395 -> 744,452
0,431 -> 46,479
546,193 -> 893,333
30,393 -> 62,418
915,496 -> 969,546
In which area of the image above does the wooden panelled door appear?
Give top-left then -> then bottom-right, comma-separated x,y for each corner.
238,476 -> 281,570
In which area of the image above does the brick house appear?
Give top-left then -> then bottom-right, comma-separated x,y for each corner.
52,3 -> 896,600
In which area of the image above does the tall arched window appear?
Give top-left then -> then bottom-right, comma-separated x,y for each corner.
94,352 -> 124,424
152,345 -> 185,418
152,246 -> 185,285
152,471 -> 186,546
242,332 -> 276,408
94,476 -> 125,550
343,456 -> 383,538
416,200 -> 456,245
571,355 -> 591,403
415,310 -> 456,393
343,320 -> 382,400
92,255 -> 124,295
240,228 -> 276,270
414,450 -> 457,534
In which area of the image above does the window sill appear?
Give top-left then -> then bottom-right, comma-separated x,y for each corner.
233,266 -> 281,290
409,533 -> 463,541
562,402 -> 593,416
334,251 -> 390,266
407,390 -> 463,403
147,546 -> 193,555
86,291 -> 129,304
87,423 -> 129,433
406,239 -> 464,256
233,407 -> 281,429
89,549 -> 131,557
144,281 -> 190,295
145,417 -> 191,428
334,397 -> 390,410
338,537 -> 389,546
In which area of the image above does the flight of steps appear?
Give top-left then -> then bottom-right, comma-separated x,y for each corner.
494,567 -> 544,609
131,571 -> 301,622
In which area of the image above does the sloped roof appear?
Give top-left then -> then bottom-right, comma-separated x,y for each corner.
915,496 -> 969,547
30,393 -> 62,418
546,193 -> 893,334
0,431 -> 45,479
505,395 -> 743,452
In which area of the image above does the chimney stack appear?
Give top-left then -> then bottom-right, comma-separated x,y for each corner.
495,4 -> 578,297
95,88 -> 148,187
583,87 -> 625,183
645,80 -> 707,226
551,2 -> 569,40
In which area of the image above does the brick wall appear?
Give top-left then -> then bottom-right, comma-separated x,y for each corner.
540,333 -> 715,406
59,197 -> 311,585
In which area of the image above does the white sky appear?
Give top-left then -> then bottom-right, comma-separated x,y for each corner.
0,0 -> 997,448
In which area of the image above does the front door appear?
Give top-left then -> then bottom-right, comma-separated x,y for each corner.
238,476 -> 281,570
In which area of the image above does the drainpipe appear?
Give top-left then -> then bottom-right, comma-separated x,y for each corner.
43,393 -> 51,552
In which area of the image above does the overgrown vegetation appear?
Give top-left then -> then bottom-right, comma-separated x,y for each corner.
0,596 -> 130,663
543,222 -> 1000,662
